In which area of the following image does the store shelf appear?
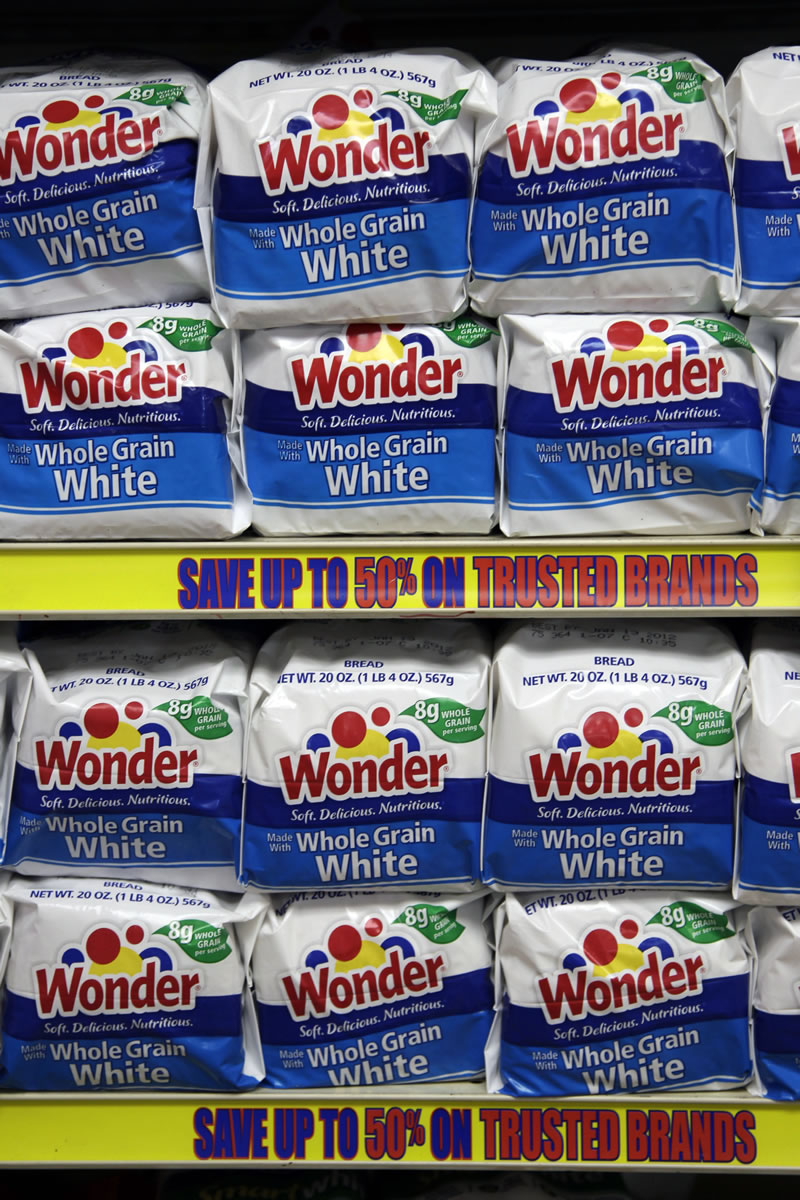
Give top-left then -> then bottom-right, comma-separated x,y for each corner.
0,1085 -> 791,1169
0,535 -> 796,618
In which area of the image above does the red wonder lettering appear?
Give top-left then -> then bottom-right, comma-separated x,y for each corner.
289,345 -> 462,410
0,112 -> 163,186
506,102 -> 684,176
549,346 -> 725,413
277,741 -> 449,805
280,946 -> 446,1020
780,123 -> 800,180
35,958 -> 201,1018
528,741 -> 702,802
256,120 -> 431,194
537,949 -> 706,1024
34,734 -> 199,789
18,352 -> 187,414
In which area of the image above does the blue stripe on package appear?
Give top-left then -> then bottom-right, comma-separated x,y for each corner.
0,303 -> 250,538
4,621 -> 254,891
241,315 -> 497,535
728,48 -> 800,315
252,890 -> 492,1087
487,891 -> 752,1097
0,876 -> 265,1091
200,51 -> 494,328
749,905 -> 800,1099
469,49 -> 737,316
751,318 -> 800,534
736,620 -> 800,904
242,620 -> 490,891
484,619 -> 747,892
0,55 -> 208,319
499,313 -> 767,536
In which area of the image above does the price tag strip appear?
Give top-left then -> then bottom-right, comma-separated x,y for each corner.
0,537 -> 798,617
0,1089 -> 792,1167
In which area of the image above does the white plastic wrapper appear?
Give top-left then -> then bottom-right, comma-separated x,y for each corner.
252,889 -> 493,1087
240,315 -> 497,535
470,48 -> 737,316
498,313 -> 766,536
0,303 -> 250,539
749,318 -> 800,534
0,875 -> 265,1090
748,904 -> 800,1098
4,621 -> 254,890
485,620 -> 747,891
728,48 -> 800,316
0,628 -> 32,864
243,620 -> 491,891
488,890 -> 752,1096
0,54 -> 208,319
736,621 -> 800,904
200,50 -> 494,328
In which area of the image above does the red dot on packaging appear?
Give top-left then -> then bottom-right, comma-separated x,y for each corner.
371,706 -> 391,726
68,327 -> 105,360
312,94 -> 349,129
108,320 -> 128,340
124,701 -> 144,720
620,919 -> 639,940
559,78 -> 596,113
84,702 -> 119,739
42,99 -> 80,123
583,928 -> 617,966
601,72 -> 621,89
365,917 -> 383,936
649,318 -> 669,334
624,706 -> 644,727
126,924 -> 145,945
346,323 -> 382,352
353,88 -> 374,109
85,94 -> 105,108
328,924 -> 362,961
331,710 -> 367,748
386,323 -> 405,332
583,710 -> 619,748
607,320 -> 643,351
86,927 -> 121,965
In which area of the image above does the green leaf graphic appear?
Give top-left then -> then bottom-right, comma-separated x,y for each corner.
155,919 -> 232,963
115,83 -> 188,107
678,318 -> 753,352
393,903 -> 465,944
382,87 -> 468,125
631,60 -> 705,104
154,696 -> 233,740
401,698 -> 485,743
437,315 -> 498,348
653,699 -> 733,746
137,317 -> 223,353
647,901 -> 734,943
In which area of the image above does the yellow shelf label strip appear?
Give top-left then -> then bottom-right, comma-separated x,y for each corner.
1,538 -> 798,616
0,1093 -> 797,1168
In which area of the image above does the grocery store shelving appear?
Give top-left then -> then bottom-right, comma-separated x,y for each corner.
0,536 -> 797,618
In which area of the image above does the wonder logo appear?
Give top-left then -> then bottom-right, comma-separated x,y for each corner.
785,747 -> 800,803
256,86 -> 431,195
280,915 -> 446,1020
506,73 -> 683,176
288,323 -> 462,410
527,705 -> 702,802
537,918 -> 706,1025
34,921 -> 201,1019
276,704 -> 449,805
18,319 -> 187,414
33,700 -> 199,790
779,122 -> 800,180
548,319 -> 724,412
0,93 -> 162,186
